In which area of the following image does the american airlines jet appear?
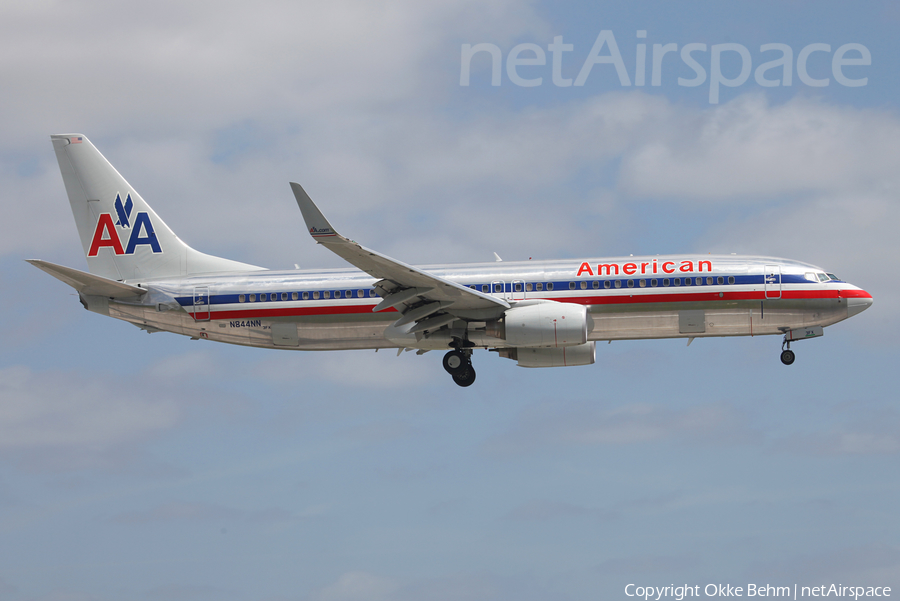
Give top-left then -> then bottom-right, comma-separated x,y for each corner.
31,134 -> 873,387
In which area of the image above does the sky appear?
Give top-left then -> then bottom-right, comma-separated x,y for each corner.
1,1 -> 898,599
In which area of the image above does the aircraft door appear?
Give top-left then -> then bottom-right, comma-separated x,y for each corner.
763,266 -> 781,299
193,286 -> 211,321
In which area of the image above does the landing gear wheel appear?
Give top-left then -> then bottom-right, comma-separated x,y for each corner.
443,350 -> 467,375
780,349 -> 795,365
452,366 -> 476,387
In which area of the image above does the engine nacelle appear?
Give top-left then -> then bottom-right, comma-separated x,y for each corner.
501,301 -> 590,347
497,342 -> 596,368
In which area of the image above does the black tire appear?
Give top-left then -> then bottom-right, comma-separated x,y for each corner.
780,349 -> 795,365
443,350 -> 468,375
452,366 -> 476,387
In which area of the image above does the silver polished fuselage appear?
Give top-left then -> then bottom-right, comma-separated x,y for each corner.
100,254 -> 872,351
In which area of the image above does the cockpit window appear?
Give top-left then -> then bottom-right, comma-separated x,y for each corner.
817,273 -> 829,282
805,272 -> 817,282
827,273 -> 840,281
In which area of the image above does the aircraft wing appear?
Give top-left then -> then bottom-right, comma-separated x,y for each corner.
27,259 -> 147,298
290,183 -> 509,327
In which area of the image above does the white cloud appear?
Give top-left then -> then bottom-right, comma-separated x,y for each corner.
0,365 -> 179,451
0,0 -> 546,141
620,94 -> 900,201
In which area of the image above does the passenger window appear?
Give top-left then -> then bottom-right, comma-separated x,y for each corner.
482,285 -> 489,293
674,278 -> 681,286
313,291 -> 320,300
639,279 -> 646,287
281,293 -> 287,301
592,281 -> 599,289
728,276 -> 735,285
302,292 -> 309,300
707,277 -> 713,285
239,294 -> 246,303
536,283 -> 543,291
569,282 -> 576,290
324,291 -> 331,299
291,292 -> 298,301
526,283 -> 533,292
717,276 -> 724,285
615,280 -> 622,288
249,294 -> 256,302
494,283 -> 503,293
663,279 -> 669,287
627,280 -> 634,288
515,283 -> 523,292
580,281 -> 587,290
696,278 -> 702,285
604,281 -> 611,289
651,279 -> 657,287
684,278 -> 691,286
547,283 -> 554,291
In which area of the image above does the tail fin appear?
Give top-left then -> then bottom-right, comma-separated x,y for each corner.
51,134 -> 263,281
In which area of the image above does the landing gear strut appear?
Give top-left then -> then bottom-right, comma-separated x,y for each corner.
780,336 -> 795,366
443,349 -> 476,387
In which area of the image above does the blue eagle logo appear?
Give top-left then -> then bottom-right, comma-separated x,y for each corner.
114,193 -> 134,228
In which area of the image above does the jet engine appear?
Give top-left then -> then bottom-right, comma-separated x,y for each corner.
488,301 -> 591,347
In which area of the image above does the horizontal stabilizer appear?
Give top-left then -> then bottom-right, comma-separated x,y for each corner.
27,259 -> 147,298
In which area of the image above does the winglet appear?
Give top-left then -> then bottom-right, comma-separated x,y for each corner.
290,182 -> 342,242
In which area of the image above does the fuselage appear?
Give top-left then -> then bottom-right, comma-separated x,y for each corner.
107,253 -> 872,351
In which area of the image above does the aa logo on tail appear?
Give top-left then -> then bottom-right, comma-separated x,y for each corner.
88,193 -> 162,256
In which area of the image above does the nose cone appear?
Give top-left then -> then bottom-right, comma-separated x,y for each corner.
846,292 -> 873,317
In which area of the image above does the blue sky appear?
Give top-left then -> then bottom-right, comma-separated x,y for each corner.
1,1 -> 898,599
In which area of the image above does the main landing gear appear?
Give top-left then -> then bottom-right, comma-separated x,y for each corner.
780,336 -> 796,366
443,349 -> 476,387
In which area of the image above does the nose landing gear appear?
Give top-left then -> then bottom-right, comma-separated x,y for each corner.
443,349 -> 476,387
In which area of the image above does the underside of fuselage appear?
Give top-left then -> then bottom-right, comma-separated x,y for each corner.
107,295 -> 854,351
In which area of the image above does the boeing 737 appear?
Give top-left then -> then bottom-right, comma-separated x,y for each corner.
31,134 -> 873,386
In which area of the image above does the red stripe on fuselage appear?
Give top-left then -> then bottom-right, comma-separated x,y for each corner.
188,288 -> 859,321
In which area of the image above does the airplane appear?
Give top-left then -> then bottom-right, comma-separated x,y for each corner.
30,134 -> 873,387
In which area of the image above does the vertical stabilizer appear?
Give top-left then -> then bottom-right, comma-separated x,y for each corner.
51,134 -> 262,281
